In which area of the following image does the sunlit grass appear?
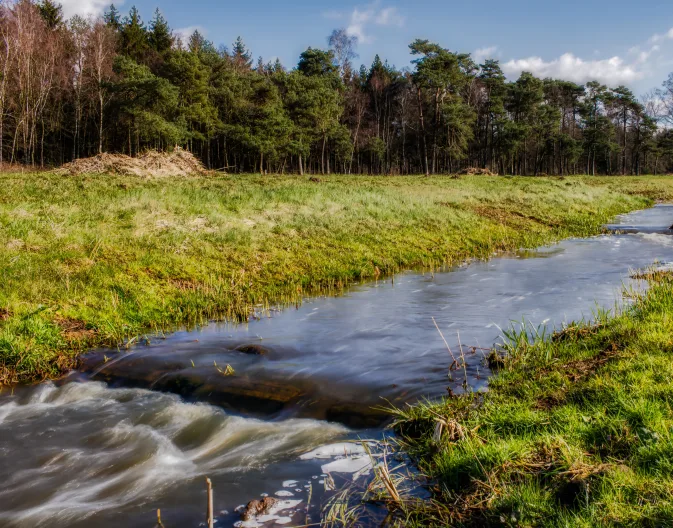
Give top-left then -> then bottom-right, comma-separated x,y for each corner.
393,269 -> 673,527
1,173 -> 672,383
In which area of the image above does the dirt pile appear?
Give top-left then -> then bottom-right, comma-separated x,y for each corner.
457,167 -> 498,176
55,148 -> 208,177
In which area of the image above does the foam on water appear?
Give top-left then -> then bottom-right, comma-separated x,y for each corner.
0,382 -> 347,527
638,232 -> 673,247
298,442 -> 367,460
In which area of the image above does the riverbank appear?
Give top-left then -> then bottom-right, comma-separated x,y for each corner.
393,268 -> 673,526
2,173 -> 673,384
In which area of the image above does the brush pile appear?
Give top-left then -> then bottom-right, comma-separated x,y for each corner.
457,167 -> 498,176
54,148 -> 208,177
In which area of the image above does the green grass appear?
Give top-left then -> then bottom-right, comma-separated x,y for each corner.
1,173 -> 673,384
391,268 -> 673,527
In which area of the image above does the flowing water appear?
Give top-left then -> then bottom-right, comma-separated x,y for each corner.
2,205 -> 673,527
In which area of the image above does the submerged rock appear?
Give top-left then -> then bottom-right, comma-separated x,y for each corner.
241,497 -> 278,521
234,343 -> 270,355
155,370 -> 305,414
79,347 -> 396,427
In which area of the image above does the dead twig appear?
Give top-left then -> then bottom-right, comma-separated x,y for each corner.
206,478 -> 214,528
154,509 -> 165,528
432,317 -> 458,375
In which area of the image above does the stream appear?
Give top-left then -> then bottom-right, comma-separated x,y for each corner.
2,205 -> 673,527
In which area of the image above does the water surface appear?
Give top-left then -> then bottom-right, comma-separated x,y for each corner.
2,205 -> 673,527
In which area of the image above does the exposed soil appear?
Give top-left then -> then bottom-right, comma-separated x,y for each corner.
54,316 -> 97,342
54,148 -> 208,178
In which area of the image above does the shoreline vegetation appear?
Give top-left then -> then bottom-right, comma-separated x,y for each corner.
389,268 -> 673,527
2,173 -> 673,385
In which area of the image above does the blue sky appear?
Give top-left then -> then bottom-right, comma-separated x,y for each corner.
62,0 -> 673,95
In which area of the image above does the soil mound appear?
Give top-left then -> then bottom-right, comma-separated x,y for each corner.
457,167 -> 498,176
55,148 -> 207,177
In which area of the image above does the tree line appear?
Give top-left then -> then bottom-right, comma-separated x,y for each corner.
4,0 -> 673,175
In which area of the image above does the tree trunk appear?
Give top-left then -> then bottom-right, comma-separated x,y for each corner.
348,110 -> 362,175
416,86 -> 429,176
321,134 -> 326,174
98,92 -> 104,154
40,118 -> 44,168
622,108 -> 627,175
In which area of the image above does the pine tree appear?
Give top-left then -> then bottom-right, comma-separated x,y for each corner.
581,82 -> 615,175
270,58 -> 284,74
121,6 -> 149,63
478,60 -> 506,170
607,86 -> 637,175
148,9 -> 173,54
231,36 -> 252,72
410,39 -> 474,174
297,48 -> 338,78
104,4 -> 122,31
187,30 -> 205,54
112,56 -> 184,152
38,0 -> 63,29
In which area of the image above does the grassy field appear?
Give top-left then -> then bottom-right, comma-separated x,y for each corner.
2,173 -> 673,384
392,268 -> 673,527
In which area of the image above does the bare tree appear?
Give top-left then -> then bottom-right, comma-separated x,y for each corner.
0,0 -> 17,164
69,15 -> 88,159
656,75 -> 673,126
328,28 -> 357,77
85,19 -> 116,154
5,0 -> 62,165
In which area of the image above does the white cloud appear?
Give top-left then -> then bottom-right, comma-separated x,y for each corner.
346,7 -> 371,42
502,53 -> 644,85
638,45 -> 660,64
174,26 -> 208,45
629,43 -> 662,64
479,23 -> 673,88
339,2 -> 404,44
649,27 -> 673,43
376,7 -> 404,27
473,46 -> 499,64
60,0 -> 117,18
